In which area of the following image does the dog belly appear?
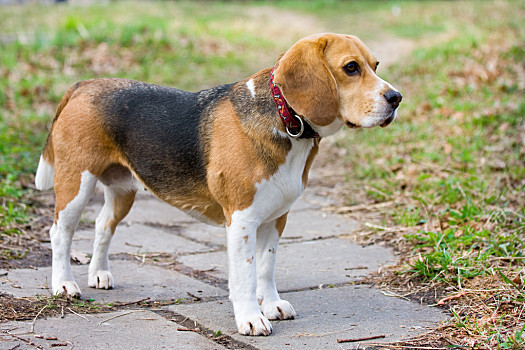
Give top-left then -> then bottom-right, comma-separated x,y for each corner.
182,208 -> 224,227
99,162 -> 226,226
147,183 -> 225,226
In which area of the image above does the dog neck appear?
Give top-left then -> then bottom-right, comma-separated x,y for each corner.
269,68 -> 319,139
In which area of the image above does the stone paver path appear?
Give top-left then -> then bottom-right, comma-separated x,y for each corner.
1,181 -> 445,349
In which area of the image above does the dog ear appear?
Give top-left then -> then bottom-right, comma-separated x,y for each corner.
273,35 -> 338,127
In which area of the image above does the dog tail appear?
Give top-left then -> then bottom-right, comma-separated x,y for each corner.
35,154 -> 54,190
35,81 -> 87,190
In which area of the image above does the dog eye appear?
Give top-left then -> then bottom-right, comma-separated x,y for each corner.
375,61 -> 380,71
343,61 -> 359,75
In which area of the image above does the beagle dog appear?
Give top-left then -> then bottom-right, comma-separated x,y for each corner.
35,33 -> 401,336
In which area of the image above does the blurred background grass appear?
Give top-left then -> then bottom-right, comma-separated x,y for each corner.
0,1 -> 524,347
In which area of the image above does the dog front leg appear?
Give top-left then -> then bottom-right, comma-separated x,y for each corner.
227,214 -> 272,336
256,215 -> 296,320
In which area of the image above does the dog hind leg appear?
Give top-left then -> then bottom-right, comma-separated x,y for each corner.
88,184 -> 136,289
51,170 -> 97,297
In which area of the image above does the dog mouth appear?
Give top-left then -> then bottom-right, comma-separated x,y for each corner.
380,114 -> 395,128
345,110 -> 397,129
345,121 -> 359,128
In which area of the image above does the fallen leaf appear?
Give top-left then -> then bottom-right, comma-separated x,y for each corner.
498,122 -> 510,132
489,158 -> 506,170
444,143 -> 453,154
511,274 -> 522,286
71,249 -> 90,265
437,290 -> 468,305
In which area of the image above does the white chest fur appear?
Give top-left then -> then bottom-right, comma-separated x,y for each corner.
250,138 -> 314,224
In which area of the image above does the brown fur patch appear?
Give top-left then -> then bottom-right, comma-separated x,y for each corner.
51,92 -> 126,221
207,98 -> 288,225
273,35 -> 338,127
98,164 -> 132,186
106,190 -> 136,234
41,81 -> 94,165
302,138 -> 320,186
160,188 -> 225,225
275,212 -> 288,238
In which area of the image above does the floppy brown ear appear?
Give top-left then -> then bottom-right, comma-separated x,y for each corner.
273,36 -> 338,127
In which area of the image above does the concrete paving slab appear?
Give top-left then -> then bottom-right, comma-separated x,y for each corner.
47,223 -> 215,256
179,238 -> 394,292
2,311 -> 227,350
2,261 -> 227,303
172,285 -> 446,349
174,222 -> 226,248
282,209 -> 358,242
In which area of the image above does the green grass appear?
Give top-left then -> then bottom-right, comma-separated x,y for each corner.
336,9 -> 525,285
331,1 -> 524,347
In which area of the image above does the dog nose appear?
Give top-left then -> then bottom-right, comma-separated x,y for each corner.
384,90 -> 402,109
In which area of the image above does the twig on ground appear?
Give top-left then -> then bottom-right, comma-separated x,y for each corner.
337,334 -> 385,343
115,297 -> 150,306
345,266 -> 368,270
6,329 -> 44,350
98,310 -> 146,325
365,344 -> 450,350
363,222 -> 413,232
295,326 -> 357,338
67,307 -> 89,321
381,290 -> 410,301
170,316 -> 189,324
177,327 -> 201,332
186,292 -> 202,301
364,222 -> 389,231
49,343 -> 68,347
30,305 -> 47,333
333,201 -> 394,214
437,290 -> 468,305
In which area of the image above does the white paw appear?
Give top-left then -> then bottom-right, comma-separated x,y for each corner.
88,270 -> 114,289
236,313 -> 273,336
53,281 -> 82,298
261,299 -> 296,320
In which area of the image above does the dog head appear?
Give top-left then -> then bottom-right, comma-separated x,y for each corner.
273,33 -> 402,135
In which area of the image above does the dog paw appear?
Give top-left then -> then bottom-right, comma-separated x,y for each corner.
236,313 -> 273,336
261,299 -> 296,320
88,270 -> 114,289
53,281 -> 82,298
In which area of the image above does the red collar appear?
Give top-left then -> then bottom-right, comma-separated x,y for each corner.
270,68 -> 319,139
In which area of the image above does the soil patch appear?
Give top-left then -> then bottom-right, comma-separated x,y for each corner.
1,191 -> 55,270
